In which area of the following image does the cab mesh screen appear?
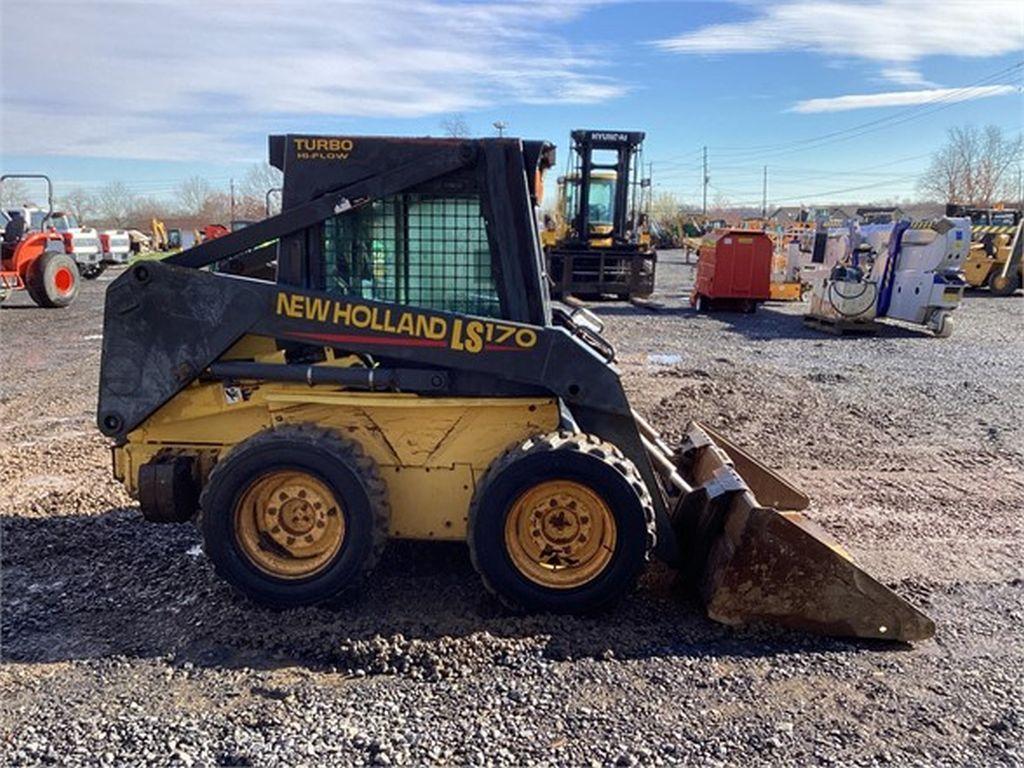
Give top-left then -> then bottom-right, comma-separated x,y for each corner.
323,193 -> 500,317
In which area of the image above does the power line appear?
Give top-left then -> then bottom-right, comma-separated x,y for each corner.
724,176 -> 922,208
648,148 -> 704,166
708,61 -> 1023,160
711,61 -> 1023,155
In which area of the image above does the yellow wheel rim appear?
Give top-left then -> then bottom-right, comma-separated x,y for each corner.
504,479 -> 617,589
234,470 -> 345,579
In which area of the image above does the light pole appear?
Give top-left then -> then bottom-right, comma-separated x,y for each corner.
493,121 -> 508,138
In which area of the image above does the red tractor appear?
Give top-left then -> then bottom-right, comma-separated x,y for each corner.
1,174 -> 80,307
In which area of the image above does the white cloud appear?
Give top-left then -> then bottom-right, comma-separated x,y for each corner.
0,0 -> 624,161
654,0 -> 1024,62
790,84 -> 1017,113
880,68 -> 938,88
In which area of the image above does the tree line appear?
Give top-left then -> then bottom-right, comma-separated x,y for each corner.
0,163 -> 283,231
3,123 -> 1018,235
917,124 -> 1021,207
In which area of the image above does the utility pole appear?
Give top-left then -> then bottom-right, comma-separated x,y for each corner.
230,178 -> 236,223
762,165 -> 768,218
702,146 -> 708,216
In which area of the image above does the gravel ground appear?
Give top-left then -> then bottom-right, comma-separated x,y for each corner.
2,254 -> 1022,766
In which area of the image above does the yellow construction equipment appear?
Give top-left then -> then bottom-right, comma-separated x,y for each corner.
150,218 -> 182,253
948,205 -> 1022,295
543,130 -> 655,299
96,134 -> 933,642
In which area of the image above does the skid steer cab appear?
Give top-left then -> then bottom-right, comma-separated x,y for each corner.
97,134 -> 933,642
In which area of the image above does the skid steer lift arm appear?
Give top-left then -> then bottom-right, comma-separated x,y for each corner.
98,134 -> 933,642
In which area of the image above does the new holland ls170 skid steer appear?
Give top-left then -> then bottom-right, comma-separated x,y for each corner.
97,135 -> 933,642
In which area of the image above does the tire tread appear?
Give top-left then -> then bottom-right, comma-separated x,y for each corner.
467,430 -> 656,611
199,423 -> 390,596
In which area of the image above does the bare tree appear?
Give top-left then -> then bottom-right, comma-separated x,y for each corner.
94,181 -> 135,227
60,187 -> 97,223
440,114 -> 470,138
709,189 -> 732,218
645,190 -> 700,245
240,163 -> 284,217
127,196 -> 169,230
649,191 -> 683,227
0,177 -> 31,207
198,192 -> 232,226
240,163 -> 282,199
176,175 -> 213,217
919,124 -> 1022,206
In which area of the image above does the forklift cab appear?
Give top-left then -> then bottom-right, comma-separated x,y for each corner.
562,130 -> 646,247
563,170 -> 618,239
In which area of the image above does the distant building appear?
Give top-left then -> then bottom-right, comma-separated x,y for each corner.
768,206 -> 851,227
856,206 -> 905,224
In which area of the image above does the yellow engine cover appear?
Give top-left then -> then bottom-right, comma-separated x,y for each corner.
114,381 -> 559,541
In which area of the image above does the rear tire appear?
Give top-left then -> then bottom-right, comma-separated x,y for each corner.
26,252 -> 79,308
988,270 -> 1021,297
199,425 -> 389,608
468,432 -> 655,614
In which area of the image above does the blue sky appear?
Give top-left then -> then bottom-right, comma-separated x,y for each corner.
1,0 -> 1022,209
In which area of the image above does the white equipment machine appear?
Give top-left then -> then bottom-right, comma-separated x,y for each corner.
806,252 -> 879,331
876,218 -> 969,337
803,217 -> 969,337
99,230 -> 131,265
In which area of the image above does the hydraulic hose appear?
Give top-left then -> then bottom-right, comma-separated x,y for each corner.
826,279 -> 878,319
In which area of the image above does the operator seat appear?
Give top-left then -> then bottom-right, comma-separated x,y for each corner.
2,211 -> 25,260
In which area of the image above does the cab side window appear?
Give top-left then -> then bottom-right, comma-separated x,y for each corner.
323,193 -> 501,318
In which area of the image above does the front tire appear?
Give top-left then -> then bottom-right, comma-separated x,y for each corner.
468,432 -> 655,614
26,252 -> 79,308
199,425 -> 389,608
933,314 -> 954,338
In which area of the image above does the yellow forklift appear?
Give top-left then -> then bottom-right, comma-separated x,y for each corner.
542,130 -> 655,299
947,204 -> 1022,296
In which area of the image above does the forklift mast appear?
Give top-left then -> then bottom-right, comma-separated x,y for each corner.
568,130 -> 646,245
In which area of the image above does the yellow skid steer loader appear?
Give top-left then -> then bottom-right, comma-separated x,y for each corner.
97,135 -> 933,642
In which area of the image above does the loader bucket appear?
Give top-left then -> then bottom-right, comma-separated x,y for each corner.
668,423 -> 935,642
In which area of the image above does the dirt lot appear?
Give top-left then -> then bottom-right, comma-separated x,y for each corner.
2,254 -> 1022,766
